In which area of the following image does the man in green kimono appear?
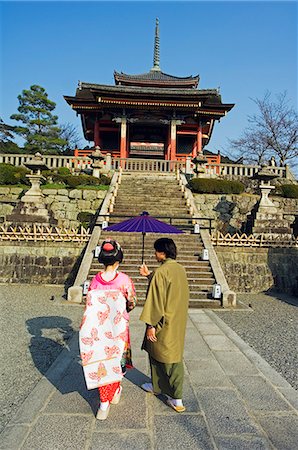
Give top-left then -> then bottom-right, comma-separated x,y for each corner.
139,238 -> 189,412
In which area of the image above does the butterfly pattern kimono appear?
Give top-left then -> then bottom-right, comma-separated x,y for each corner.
79,271 -> 137,390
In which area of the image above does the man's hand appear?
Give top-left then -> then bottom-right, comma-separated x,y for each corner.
146,327 -> 157,342
140,263 -> 150,277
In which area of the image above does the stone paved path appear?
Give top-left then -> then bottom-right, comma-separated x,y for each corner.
1,308 -> 297,450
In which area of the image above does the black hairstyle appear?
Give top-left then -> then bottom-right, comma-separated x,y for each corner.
154,238 -> 177,259
98,239 -> 123,266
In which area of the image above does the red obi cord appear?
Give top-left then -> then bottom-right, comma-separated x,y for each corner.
98,382 -> 120,402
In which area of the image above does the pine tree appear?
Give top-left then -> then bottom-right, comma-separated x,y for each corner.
10,85 -> 67,154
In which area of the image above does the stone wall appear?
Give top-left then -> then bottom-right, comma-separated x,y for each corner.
0,242 -> 85,286
0,187 -> 107,228
215,247 -> 298,296
193,193 -> 298,233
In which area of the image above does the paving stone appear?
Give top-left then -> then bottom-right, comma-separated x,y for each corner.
0,424 -> 30,450
10,377 -> 55,425
193,322 -> 225,335
258,415 -> 298,450
184,331 -> 211,360
154,415 -> 213,450
22,415 -> 92,450
215,435 -> 270,450
278,387 -> 298,410
214,351 -> 258,376
231,376 -> 292,412
90,431 -> 151,450
196,388 -> 260,435
94,385 -> 147,430
203,335 -> 239,352
189,312 -> 214,324
185,359 -> 232,387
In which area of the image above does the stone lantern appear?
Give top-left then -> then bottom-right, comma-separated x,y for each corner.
254,164 -> 277,211
7,152 -> 56,225
191,154 -> 208,177
21,152 -> 49,204
90,146 -> 105,178
252,164 -> 292,236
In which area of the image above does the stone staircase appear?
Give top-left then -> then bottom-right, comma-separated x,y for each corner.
87,172 -> 221,307
109,172 -> 193,225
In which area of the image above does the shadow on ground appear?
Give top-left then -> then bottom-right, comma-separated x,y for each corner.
26,316 -> 151,415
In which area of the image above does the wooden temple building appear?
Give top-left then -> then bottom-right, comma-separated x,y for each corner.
64,20 -> 234,163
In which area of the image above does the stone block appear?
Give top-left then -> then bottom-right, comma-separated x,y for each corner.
69,189 -> 82,199
213,351 -> 258,376
154,415 -> 213,450
78,199 -> 91,209
90,432 -> 151,450
57,189 -> 69,196
258,415 -> 298,450
42,189 -> 57,195
0,424 -> 30,450
214,436 -> 270,450
67,285 -> 83,303
22,415 -> 92,450
56,195 -> 69,202
231,376 -> 291,412
186,359 -> 232,387
197,388 -> 260,435
82,190 -> 98,201
203,335 -> 239,352
0,187 -> 10,194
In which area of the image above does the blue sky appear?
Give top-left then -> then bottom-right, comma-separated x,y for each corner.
0,1 -> 297,157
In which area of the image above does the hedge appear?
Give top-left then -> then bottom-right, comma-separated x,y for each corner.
279,184 -> 298,199
189,177 -> 245,194
0,163 -> 30,185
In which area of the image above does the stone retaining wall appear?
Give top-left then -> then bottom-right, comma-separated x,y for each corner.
193,193 -> 297,233
215,247 -> 298,296
0,187 -> 107,228
0,242 -> 85,285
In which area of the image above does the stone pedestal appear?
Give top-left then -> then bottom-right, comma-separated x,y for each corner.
7,152 -> 55,225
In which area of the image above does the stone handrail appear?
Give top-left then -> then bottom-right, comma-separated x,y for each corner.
0,153 -> 92,171
111,158 -> 185,172
205,162 -> 289,179
67,170 -> 120,303
178,170 -> 236,307
1,153 -> 294,179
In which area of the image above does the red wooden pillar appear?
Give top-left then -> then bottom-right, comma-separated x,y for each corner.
120,117 -> 127,159
196,122 -> 202,154
170,120 -> 177,160
166,126 -> 171,160
94,118 -> 100,147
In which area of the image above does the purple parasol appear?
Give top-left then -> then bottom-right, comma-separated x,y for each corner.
105,212 -> 183,263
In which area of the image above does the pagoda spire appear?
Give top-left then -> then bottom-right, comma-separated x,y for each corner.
151,18 -> 161,72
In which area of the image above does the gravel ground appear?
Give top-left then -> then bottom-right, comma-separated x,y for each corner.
215,291 -> 298,391
0,284 -> 84,433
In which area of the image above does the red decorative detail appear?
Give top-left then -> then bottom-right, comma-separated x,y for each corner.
103,242 -> 114,251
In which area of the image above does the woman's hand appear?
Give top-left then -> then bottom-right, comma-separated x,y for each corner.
139,263 -> 150,277
146,326 -> 157,342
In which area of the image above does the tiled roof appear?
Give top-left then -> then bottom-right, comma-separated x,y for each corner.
114,70 -> 199,88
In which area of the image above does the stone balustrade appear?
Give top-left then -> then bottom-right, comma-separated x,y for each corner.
0,153 -> 294,179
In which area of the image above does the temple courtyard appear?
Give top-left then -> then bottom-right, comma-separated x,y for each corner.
0,284 -> 297,449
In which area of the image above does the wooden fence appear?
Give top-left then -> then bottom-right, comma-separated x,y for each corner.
0,224 -> 91,243
210,231 -> 298,248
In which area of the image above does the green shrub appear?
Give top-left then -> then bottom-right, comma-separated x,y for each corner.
99,174 -> 111,185
189,177 -> 245,194
280,184 -> 298,199
77,211 -> 94,229
0,163 -> 30,185
57,167 -> 71,176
